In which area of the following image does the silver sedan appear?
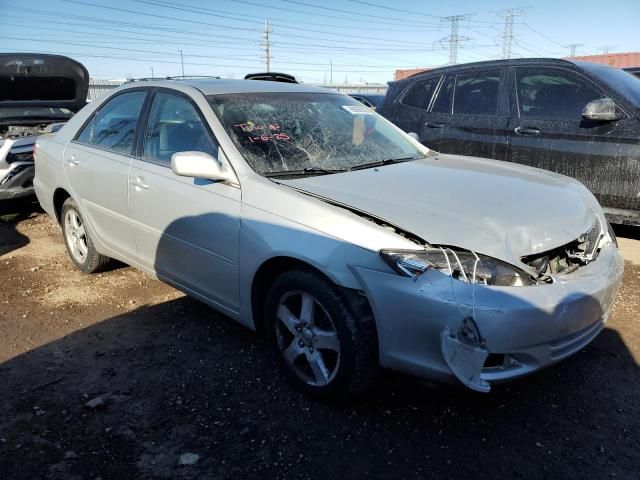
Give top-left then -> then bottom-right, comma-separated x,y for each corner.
34,79 -> 623,398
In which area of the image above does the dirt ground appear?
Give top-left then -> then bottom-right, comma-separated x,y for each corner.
0,200 -> 638,480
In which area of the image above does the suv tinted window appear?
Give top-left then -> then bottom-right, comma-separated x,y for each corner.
400,76 -> 440,110
453,70 -> 501,115
516,67 -> 604,120
431,75 -> 454,113
142,92 -> 217,164
77,91 -> 146,154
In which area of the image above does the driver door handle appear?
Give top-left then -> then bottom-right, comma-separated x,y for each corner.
514,126 -> 540,136
131,177 -> 149,190
67,155 -> 80,166
425,122 -> 446,129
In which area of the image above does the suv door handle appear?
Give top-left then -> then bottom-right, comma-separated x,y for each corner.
425,122 -> 446,129
514,126 -> 540,136
67,155 -> 80,166
131,177 -> 149,190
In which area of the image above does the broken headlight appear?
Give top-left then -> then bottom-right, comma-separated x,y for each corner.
380,248 -> 537,286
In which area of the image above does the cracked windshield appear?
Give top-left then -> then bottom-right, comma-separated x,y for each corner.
209,93 -> 425,176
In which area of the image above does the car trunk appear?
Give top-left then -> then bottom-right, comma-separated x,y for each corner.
0,53 -> 89,113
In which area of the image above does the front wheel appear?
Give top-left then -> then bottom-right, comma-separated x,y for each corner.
265,269 -> 378,399
61,198 -> 111,273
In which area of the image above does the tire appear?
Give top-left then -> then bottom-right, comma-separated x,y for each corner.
265,269 -> 378,399
60,198 -> 111,273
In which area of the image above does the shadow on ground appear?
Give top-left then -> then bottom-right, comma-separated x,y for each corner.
0,294 -> 637,480
0,198 -> 41,256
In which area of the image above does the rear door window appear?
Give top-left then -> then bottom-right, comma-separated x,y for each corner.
400,76 -> 440,110
431,75 -> 454,113
453,70 -> 501,115
142,92 -> 217,165
516,67 -> 605,120
76,91 -> 147,154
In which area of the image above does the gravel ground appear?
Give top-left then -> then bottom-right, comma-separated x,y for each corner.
0,201 -> 638,480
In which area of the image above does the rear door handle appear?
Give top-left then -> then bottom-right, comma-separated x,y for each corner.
67,154 -> 80,166
131,177 -> 149,190
514,126 -> 540,136
425,122 -> 446,129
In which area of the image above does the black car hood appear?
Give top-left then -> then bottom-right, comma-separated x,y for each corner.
0,53 -> 89,112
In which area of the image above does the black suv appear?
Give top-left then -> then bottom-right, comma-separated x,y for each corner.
625,67 -> 640,79
378,58 -> 640,226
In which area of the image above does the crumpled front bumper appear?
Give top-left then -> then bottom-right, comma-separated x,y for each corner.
351,242 -> 624,392
0,163 -> 35,200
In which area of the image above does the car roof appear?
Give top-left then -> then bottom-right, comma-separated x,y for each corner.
397,57 -> 581,83
125,78 -> 331,95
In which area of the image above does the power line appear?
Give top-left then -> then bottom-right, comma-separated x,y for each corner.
135,0 -> 439,46
161,0 -> 433,31
346,0 -> 442,20
279,0 -> 431,25
522,22 -> 565,48
3,10 -> 445,54
229,0 -> 431,28
4,46 -> 407,75
61,0 -> 437,49
0,34 -> 454,69
59,0 -> 258,33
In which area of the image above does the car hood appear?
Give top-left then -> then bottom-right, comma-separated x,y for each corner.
0,53 -> 89,113
279,154 -> 600,269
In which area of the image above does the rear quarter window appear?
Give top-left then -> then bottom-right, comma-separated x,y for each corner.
399,76 -> 440,110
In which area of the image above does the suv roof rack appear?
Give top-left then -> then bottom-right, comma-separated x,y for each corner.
244,72 -> 298,83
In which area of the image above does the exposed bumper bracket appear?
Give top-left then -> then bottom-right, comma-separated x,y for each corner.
441,319 -> 490,393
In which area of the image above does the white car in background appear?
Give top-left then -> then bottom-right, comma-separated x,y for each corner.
1,53 -> 88,201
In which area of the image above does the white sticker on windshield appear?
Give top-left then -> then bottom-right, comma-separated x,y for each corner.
342,105 -> 374,115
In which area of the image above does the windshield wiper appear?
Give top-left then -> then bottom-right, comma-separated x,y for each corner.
264,167 -> 348,178
349,155 -> 420,171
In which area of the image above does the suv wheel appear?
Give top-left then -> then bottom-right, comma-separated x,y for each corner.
61,198 -> 110,273
265,269 -> 377,399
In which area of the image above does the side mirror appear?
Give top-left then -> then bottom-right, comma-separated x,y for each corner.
582,98 -> 620,122
171,150 -> 236,184
407,132 -> 420,141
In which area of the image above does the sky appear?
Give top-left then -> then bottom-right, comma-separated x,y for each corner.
0,0 -> 638,83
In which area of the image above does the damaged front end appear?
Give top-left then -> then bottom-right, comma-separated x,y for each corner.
0,134 -> 37,200
369,214 -> 619,393
378,245 -> 538,392
441,318 -> 490,392
521,216 -> 611,280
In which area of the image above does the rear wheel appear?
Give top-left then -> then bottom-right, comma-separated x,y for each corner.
61,198 -> 110,273
265,269 -> 377,399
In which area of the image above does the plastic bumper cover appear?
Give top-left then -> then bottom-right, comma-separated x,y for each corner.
0,164 -> 35,200
350,242 -> 624,392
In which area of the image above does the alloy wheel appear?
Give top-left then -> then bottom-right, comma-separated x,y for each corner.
274,291 -> 341,387
64,209 -> 88,264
